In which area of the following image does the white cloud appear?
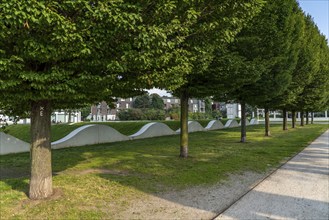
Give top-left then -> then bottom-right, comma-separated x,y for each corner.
146,88 -> 172,97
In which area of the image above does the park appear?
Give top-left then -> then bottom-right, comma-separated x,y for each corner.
0,0 -> 328,219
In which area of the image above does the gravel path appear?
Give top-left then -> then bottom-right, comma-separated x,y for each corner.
216,129 -> 329,220
115,171 -> 267,219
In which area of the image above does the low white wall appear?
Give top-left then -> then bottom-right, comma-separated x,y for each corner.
176,121 -> 205,133
0,132 -> 30,155
225,120 -> 240,128
130,122 -> 176,139
205,120 -> 225,130
239,119 -> 250,126
1,120 -> 254,155
52,124 -> 129,149
250,119 -> 259,125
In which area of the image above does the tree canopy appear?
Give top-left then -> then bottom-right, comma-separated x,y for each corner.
0,0 -> 208,199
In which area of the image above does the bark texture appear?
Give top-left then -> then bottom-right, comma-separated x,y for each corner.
29,100 -> 53,200
306,111 -> 309,125
240,101 -> 247,142
265,107 -> 271,136
283,108 -> 288,130
180,91 -> 189,158
300,111 -> 305,126
292,110 -> 296,128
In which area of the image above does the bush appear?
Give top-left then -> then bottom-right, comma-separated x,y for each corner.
118,108 -> 165,120
144,109 -> 165,120
118,109 -> 144,120
189,112 -> 213,120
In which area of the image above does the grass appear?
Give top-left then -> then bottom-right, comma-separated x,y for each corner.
2,120 -> 215,143
0,124 -> 327,219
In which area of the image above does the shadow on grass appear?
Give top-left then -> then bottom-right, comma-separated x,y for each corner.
0,148 -> 87,196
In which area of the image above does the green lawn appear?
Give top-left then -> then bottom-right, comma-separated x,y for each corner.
0,124 -> 327,219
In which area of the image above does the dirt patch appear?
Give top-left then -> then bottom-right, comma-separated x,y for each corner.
21,188 -> 63,204
113,171 -> 267,219
16,188 -> 64,214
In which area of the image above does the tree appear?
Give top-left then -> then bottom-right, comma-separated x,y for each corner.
210,52 -> 264,142
168,0 -> 265,157
133,94 -> 151,109
295,33 -> 329,119
212,0 -> 302,140
235,0 -> 301,137
273,13 -> 320,130
0,0 -> 195,199
150,94 -> 164,110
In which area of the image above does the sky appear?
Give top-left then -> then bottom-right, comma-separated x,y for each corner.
298,0 -> 329,40
149,0 -> 329,97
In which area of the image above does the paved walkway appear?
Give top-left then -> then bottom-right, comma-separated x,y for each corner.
216,130 -> 329,220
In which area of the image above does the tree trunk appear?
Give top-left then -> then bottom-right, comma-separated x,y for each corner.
283,108 -> 288,130
29,100 -> 53,200
300,111 -> 304,126
240,101 -> 247,142
68,110 -> 72,123
306,111 -> 309,125
180,90 -> 189,158
292,110 -> 296,128
265,107 -> 271,136
311,112 -> 314,124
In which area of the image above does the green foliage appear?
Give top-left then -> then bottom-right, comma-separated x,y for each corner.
150,94 -> 165,110
166,106 -> 180,120
118,109 -> 145,121
133,93 -> 164,110
222,0 -> 302,108
295,32 -> 329,112
118,108 -> 165,121
170,0 -> 266,98
189,112 -> 211,120
133,94 -> 150,109
0,0 -> 202,115
80,107 -> 91,121
204,98 -> 213,114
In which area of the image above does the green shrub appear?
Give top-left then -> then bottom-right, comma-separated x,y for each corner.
118,108 -> 165,120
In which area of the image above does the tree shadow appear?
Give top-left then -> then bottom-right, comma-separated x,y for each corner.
0,146 -> 87,196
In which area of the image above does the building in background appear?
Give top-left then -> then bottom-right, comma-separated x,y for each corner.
0,110 -> 82,125
51,110 -> 81,123
90,96 -> 206,121
226,103 -> 241,119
